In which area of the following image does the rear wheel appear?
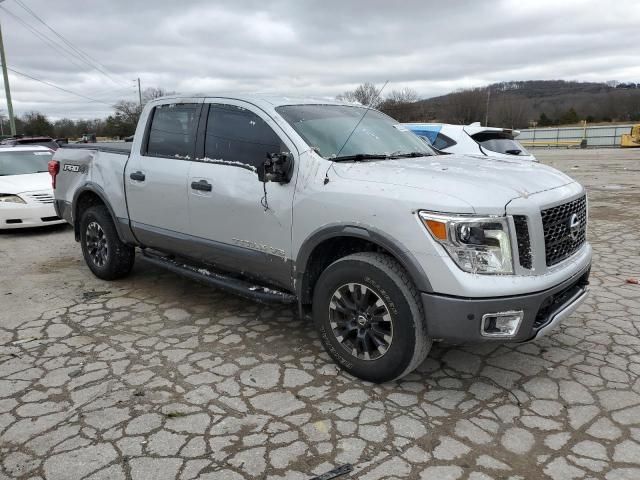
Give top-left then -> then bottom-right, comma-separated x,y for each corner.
312,252 -> 431,383
80,205 -> 134,280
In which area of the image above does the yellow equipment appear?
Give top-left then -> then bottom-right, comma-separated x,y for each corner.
621,125 -> 640,148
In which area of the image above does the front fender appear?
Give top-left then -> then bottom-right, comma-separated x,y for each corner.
295,223 -> 433,302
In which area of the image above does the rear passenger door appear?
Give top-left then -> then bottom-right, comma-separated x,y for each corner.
187,101 -> 297,288
125,101 -> 202,249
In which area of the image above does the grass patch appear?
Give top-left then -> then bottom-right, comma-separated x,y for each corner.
164,411 -> 188,418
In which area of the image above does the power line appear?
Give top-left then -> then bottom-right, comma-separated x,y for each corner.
13,0 -> 129,87
0,5 -> 129,89
0,6 -> 90,72
0,8 -> 135,102
84,85 -> 137,99
13,0 -> 122,83
3,65 -> 115,105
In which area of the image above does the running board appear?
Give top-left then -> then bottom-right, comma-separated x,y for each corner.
140,250 -> 296,304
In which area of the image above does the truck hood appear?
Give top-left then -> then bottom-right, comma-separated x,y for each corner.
0,172 -> 52,194
332,154 -> 575,214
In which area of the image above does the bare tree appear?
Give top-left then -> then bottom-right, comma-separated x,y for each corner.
142,87 -> 174,103
444,88 -> 486,124
379,87 -> 421,121
385,87 -> 419,104
493,94 -> 530,129
336,82 -> 382,107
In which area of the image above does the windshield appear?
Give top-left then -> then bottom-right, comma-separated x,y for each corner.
472,132 -> 529,156
0,150 -> 53,176
276,105 -> 434,159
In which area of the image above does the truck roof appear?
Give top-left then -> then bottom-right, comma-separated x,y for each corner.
151,94 -> 358,109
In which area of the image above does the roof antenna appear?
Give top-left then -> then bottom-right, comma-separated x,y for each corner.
324,80 -> 389,185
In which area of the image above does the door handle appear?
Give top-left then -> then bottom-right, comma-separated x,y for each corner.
191,180 -> 212,192
130,171 -> 146,181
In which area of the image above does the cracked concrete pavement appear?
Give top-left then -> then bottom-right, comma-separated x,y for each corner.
1,149 -> 639,480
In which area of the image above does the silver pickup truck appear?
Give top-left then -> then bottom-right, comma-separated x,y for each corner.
51,95 -> 591,382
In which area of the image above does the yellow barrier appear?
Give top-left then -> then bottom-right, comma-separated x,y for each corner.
621,125 -> 640,148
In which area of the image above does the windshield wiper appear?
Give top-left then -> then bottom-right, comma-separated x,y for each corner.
388,151 -> 431,158
331,153 -> 392,162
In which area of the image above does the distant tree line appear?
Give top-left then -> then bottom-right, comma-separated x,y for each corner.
337,80 -> 640,128
2,87 -> 171,139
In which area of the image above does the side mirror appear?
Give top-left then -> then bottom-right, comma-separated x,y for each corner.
257,152 -> 294,184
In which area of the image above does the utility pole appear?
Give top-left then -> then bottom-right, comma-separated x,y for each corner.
0,16 -> 16,136
137,77 -> 142,106
484,86 -> 491,127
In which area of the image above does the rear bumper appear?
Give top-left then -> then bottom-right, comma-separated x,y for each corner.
54,199 -> 73,224
0,203 -> 65,230
421,262 -> 591,343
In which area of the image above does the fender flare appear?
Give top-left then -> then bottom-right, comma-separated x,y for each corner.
72,183 -> 136,244
295,223 -> 433,302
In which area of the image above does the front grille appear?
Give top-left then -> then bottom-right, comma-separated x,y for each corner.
27,193 -> 54,204
541,196 -> 587,266
513,215 -> 532,269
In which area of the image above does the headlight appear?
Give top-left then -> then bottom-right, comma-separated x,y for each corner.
0,194 -> 25,204
419,211 -> 513,274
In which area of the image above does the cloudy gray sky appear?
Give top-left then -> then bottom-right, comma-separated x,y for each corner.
1,0 -> 639,119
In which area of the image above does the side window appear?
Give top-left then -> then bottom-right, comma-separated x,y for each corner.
146,103 -> 198,158
205,104 -> 284,168
433,133 -> 456,150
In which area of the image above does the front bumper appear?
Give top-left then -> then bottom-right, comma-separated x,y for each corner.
421,262 -> 591,343
0,202 -> 65,229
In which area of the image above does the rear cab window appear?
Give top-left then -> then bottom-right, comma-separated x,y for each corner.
471,131 -> 529,156
204,104 -> 285,169
145,103 -> 199,159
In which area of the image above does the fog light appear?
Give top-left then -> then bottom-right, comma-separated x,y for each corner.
481,311 -> 523,338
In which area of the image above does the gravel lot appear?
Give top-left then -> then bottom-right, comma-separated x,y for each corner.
1,149 -> 639,480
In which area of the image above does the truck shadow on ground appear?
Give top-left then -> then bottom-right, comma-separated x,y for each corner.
123,258 -> 538,392
0,223 -> 71,237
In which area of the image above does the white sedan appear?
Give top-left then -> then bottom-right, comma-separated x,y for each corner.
403,122 -> 537,162
0,146 -> 66,229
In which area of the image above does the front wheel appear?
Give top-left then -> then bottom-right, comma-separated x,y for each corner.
312,252 -> 431,383
80,205 -> 135,280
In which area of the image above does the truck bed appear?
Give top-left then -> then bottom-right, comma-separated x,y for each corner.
53,143 -> 132,227
61,142 -> 132,154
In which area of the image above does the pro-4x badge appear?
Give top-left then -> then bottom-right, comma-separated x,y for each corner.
63,164 -> 87,173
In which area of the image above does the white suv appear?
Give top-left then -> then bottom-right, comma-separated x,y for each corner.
405,122 -> 537,162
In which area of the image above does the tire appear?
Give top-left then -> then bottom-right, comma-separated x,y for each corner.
79,205 -> 135,280
312,252 -> 431,383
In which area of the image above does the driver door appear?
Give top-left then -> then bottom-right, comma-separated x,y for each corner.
187,100 -> 297,288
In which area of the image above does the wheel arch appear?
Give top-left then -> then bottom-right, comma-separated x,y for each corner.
295,224 -> 432,314
72,184 -> 135,244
